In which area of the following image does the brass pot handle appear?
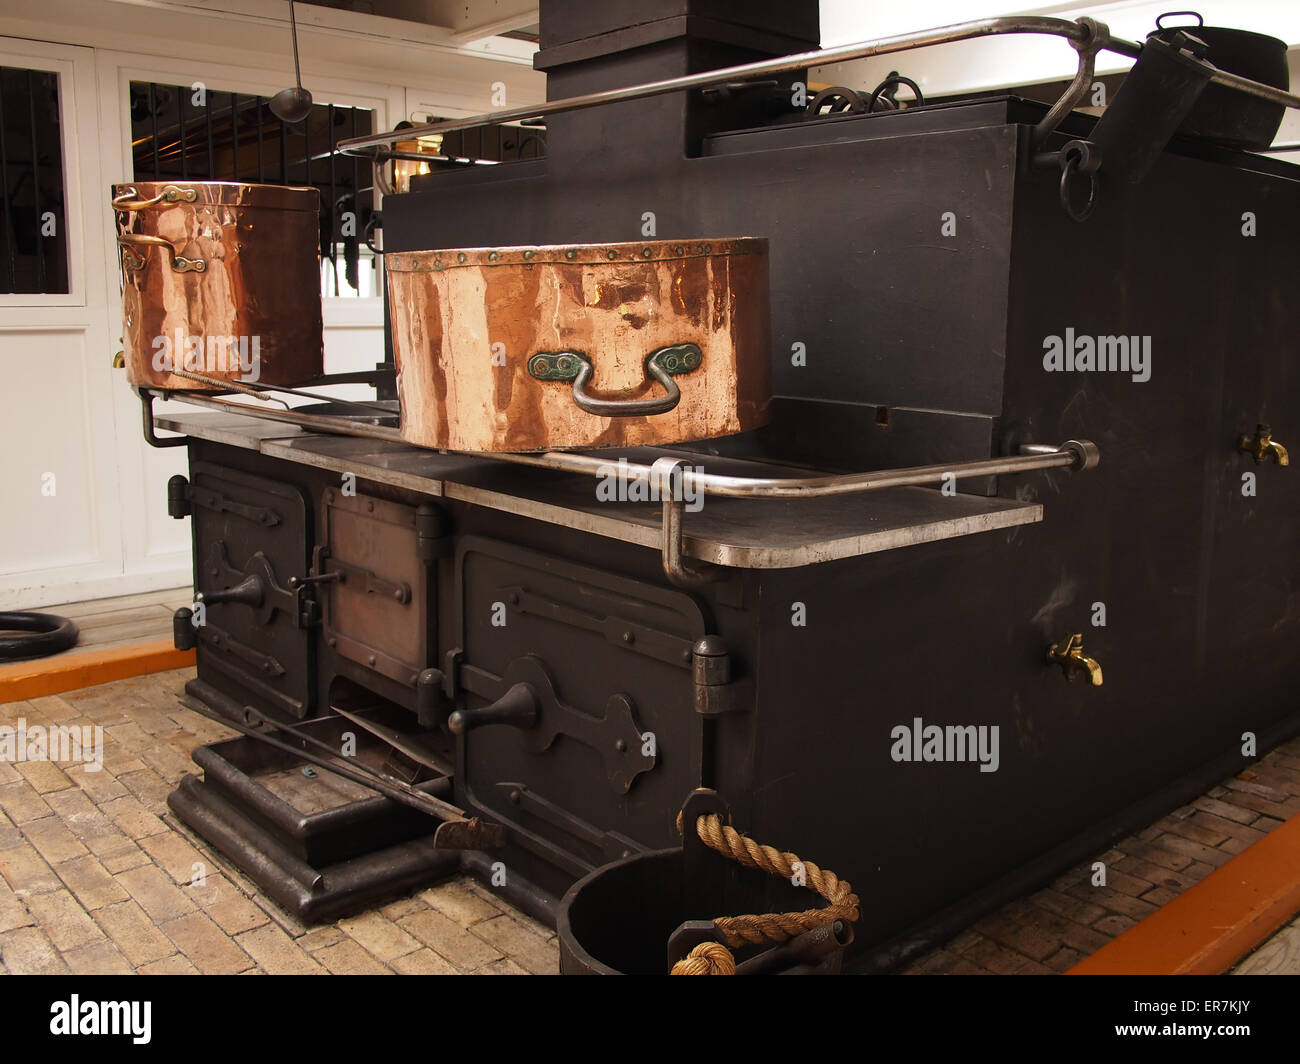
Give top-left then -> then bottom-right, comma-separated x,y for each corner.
528,343 -> 702,418
112,184 -> 198,211
117,232 -> 206,274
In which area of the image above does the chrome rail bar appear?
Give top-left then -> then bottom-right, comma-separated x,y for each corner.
152,389 -> 1098,500
335,14 -> 1300,160
337,16 -> 1110,156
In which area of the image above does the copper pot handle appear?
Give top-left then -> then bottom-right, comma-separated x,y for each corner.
117,232 -> 207,274
112,184 -> 198,211
528,343 -> 701,418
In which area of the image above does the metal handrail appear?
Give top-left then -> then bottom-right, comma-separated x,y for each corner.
147,387 -> 1097,500
335,14 -> 1300,160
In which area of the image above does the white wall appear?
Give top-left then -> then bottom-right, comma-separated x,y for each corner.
0,0 -> 543,610
816,2 -> 1299,101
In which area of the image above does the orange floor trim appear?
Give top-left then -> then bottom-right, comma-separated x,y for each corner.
0,640 -> 195,704
1068,812 -> 1300,975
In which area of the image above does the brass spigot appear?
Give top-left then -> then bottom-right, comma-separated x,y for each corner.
1239,424 -> 1289,465
1047,633 -> 1103,686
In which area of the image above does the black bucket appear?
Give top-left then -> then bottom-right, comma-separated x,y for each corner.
1148,12 -> 1289,150
557,846 -> 848,975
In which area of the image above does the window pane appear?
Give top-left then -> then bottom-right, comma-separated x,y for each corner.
0,66 -> 69,294
128,81 -> 377,297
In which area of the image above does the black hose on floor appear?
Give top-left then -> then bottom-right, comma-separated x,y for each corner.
0,611 -> 80,661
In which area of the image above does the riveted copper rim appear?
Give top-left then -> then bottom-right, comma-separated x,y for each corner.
111,180 -> 319,213
385,236 -> 768,273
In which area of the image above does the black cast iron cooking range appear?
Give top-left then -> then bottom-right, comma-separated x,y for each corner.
149,0 -> 1300,974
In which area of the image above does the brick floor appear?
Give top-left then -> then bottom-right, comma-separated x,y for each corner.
4,667 -> 1295,976
0,669 -> 558,975
904,733 -> 1300,974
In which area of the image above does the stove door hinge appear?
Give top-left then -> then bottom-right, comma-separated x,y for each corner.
442,647 -> 464,700
693,635 -> 745,716
416,502 -> 453,564
167,475 -> 192,519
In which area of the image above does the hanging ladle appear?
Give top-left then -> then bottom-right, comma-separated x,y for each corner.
269,0 -> 313,124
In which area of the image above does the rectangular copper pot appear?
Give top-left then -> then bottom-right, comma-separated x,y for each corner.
111,181 -> 324,390
385,237 -> 770,452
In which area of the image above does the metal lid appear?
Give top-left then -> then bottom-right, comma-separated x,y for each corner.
385,236 -> 768,273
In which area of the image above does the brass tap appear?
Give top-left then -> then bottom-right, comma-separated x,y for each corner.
1047,633 -> 1103,686
1239,424 -> 1289,465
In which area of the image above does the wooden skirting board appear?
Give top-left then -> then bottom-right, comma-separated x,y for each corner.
1070,812 -> 1300,975
0,640 -> 195,704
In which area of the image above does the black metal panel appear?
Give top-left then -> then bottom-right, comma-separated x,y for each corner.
1001,132 -> 1300,758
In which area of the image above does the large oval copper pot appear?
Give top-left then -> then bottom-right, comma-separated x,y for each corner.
385,237 -> 770,452
111,181 -> 324,390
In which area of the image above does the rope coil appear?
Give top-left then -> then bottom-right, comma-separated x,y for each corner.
670,811 -> 859,975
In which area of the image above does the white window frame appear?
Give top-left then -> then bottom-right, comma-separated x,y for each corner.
0,41 -> 87,308
96,50 -> 398,326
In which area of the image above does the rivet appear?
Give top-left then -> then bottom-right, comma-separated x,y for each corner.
615,739 -> 626,752
564,249 -> 577,260
523,249 -> 535,260
509,790 -> 521,804
488,251 -> 500,261
457,252 -> 467,263
607,250 -> 618,259
642,247 -> 653,258
622,631 -> 635,644
368,654 -> 377,666
328,637 -> 337,648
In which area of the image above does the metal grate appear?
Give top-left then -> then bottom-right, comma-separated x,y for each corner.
0,65 -> 69,295
128,81 -> 376,297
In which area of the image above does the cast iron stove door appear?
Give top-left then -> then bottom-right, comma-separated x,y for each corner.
452,538 -> 708,877
191,462 -> 312,719
317,488 -> 434,690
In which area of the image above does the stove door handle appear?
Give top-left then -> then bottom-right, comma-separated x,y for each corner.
447,682 -> 539,735
194,573 -> 264,609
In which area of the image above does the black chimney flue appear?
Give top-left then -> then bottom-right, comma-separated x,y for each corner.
534,0 -> 821,168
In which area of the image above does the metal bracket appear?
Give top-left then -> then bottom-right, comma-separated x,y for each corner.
654,457 -> 722,589
1033,17 -> 1105,149
191,485 -> 282,528
138,389 -> 188,448
502,584 -> 695,669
